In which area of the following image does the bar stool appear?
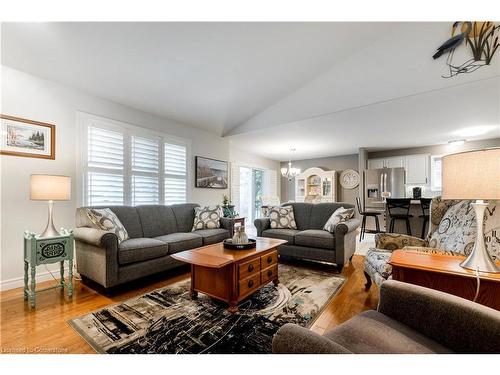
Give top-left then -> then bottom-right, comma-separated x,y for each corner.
356,197 -> 382,242
419,198 -> 432,239
386,198 -> 413,235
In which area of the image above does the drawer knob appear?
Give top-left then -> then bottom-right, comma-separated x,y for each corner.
248,264 -> 254,272
248,279 -> 254,288
267,269 -> 273,277
267,256 -> 273,264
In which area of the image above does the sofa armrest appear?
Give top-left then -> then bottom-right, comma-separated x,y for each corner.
378,280 -> 500,353
254,218 -> 271,236
220,217 -> 235,237
272,323 -> 352,354
333,218 -> 360,268
334,218 -> 360,235
73,227 -> 118,248
374,233 -> 428,250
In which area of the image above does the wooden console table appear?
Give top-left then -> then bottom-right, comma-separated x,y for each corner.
389,250 -> 500,311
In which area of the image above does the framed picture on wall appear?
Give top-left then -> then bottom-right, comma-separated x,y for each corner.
195,156 -> 228,189
0,115 -> 55,159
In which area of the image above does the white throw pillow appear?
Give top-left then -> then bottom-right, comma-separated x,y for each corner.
192,205 -> 222,231
269,206 -> 297,229
323,207 -> 355,233
86,208 -> 129,243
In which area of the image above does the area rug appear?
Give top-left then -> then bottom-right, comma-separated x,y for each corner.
68,264 -> 345,354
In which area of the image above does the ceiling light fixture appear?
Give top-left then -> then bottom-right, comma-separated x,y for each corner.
448,139 -> 466,147
281,148 -> 301,181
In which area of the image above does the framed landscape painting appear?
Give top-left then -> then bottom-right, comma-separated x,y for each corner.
0,115 -> 55,159
195,156 -> 228,189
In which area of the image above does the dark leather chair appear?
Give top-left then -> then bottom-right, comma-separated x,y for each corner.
419,198 -> 432,239
356,197 -> 382,242
386,198 -> 413,235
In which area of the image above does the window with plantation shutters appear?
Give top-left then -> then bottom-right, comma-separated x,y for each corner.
131,136 -> 160,205
86,126 -> 124,205
82,113 -> 189,207
164,142 -> 187,204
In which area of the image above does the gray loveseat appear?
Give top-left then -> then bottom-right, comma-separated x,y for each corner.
254,203 -> 360,272
273,280 -> 500,353
74,204 -> 234,289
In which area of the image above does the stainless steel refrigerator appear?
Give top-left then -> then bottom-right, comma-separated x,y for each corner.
364,168 -> 406,209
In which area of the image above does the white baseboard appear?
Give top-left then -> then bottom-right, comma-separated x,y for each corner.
0,266 -> 75,291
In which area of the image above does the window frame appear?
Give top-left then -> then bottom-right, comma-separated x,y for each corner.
77,112 -> 190,207
430,154 -> 443,192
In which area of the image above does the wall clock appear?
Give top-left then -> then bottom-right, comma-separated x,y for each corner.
339,169 -> 359,189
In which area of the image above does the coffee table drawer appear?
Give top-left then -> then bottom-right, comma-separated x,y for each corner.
261,251 -> 278,268
239,258 -> 261,280
239,273 -> 260,297
261,264 -> 278,284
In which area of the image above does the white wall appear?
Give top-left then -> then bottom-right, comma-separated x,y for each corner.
0,66 -> 230,289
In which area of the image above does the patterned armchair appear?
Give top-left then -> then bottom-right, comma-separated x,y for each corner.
364,197 -> 499,289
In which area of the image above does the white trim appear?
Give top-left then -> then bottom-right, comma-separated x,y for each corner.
0,267 -> 70,291
76,111 -> 191,206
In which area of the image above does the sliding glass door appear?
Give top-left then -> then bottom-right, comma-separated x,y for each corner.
239,167 -> 264,224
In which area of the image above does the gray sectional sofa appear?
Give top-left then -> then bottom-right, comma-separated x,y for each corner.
74,204 -> 234,289
254,203 -> 360,272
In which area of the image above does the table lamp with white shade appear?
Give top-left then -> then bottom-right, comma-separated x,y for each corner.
30,174 -> 71,238
442,148 -> 500,273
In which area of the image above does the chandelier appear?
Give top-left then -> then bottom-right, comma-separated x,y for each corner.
281,148 -> 301,181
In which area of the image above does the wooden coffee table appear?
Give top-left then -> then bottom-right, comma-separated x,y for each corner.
171,237 -> 286,313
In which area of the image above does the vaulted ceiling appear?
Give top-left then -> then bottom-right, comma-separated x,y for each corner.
2,22 -> 499,160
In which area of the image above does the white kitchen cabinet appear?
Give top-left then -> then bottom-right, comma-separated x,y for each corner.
405,154 -> 430,184
367,159 -> 385,170
385,156 -> 405,168
368,157 -> 404,169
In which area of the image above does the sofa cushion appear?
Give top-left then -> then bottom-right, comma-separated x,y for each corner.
324,310 -> 452,354
155,232 -> 203,254
118,238 -> 169,265
323,207 -> 355,233
283,203 -> 311,230
309,203 -> 348,230
192,205 -> 222,230
295,229 -> 335,250
136,205 -> 177,238
77,206 -> 143,238
86,208 -> 129,243
171,203 -> 199,232
262,229 -> 299,244
269,206 -> 297,229
193,228 -> 230,245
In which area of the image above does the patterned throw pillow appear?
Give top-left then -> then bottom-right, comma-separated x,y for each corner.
428,200 -> 500,259
86,208 -> 129,243
323,207 -> 355,233
192,205 -> 222,231
269,206 -> 297,229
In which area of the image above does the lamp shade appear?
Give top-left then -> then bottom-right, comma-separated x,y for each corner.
30,174 -> 71,201
442,148 -> 500,200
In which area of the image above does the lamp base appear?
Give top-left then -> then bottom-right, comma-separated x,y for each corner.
40,200 -> 61,238
460,201 -> 500,273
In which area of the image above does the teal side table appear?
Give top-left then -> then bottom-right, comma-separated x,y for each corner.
23,229 -> 74,308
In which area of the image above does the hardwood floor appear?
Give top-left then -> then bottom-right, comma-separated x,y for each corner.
0,255 -> 378,353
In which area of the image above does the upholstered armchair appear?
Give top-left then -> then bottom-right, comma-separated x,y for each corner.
364,196 -> 481,289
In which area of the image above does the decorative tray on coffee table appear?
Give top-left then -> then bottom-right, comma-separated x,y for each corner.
223,238 -> 257,250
